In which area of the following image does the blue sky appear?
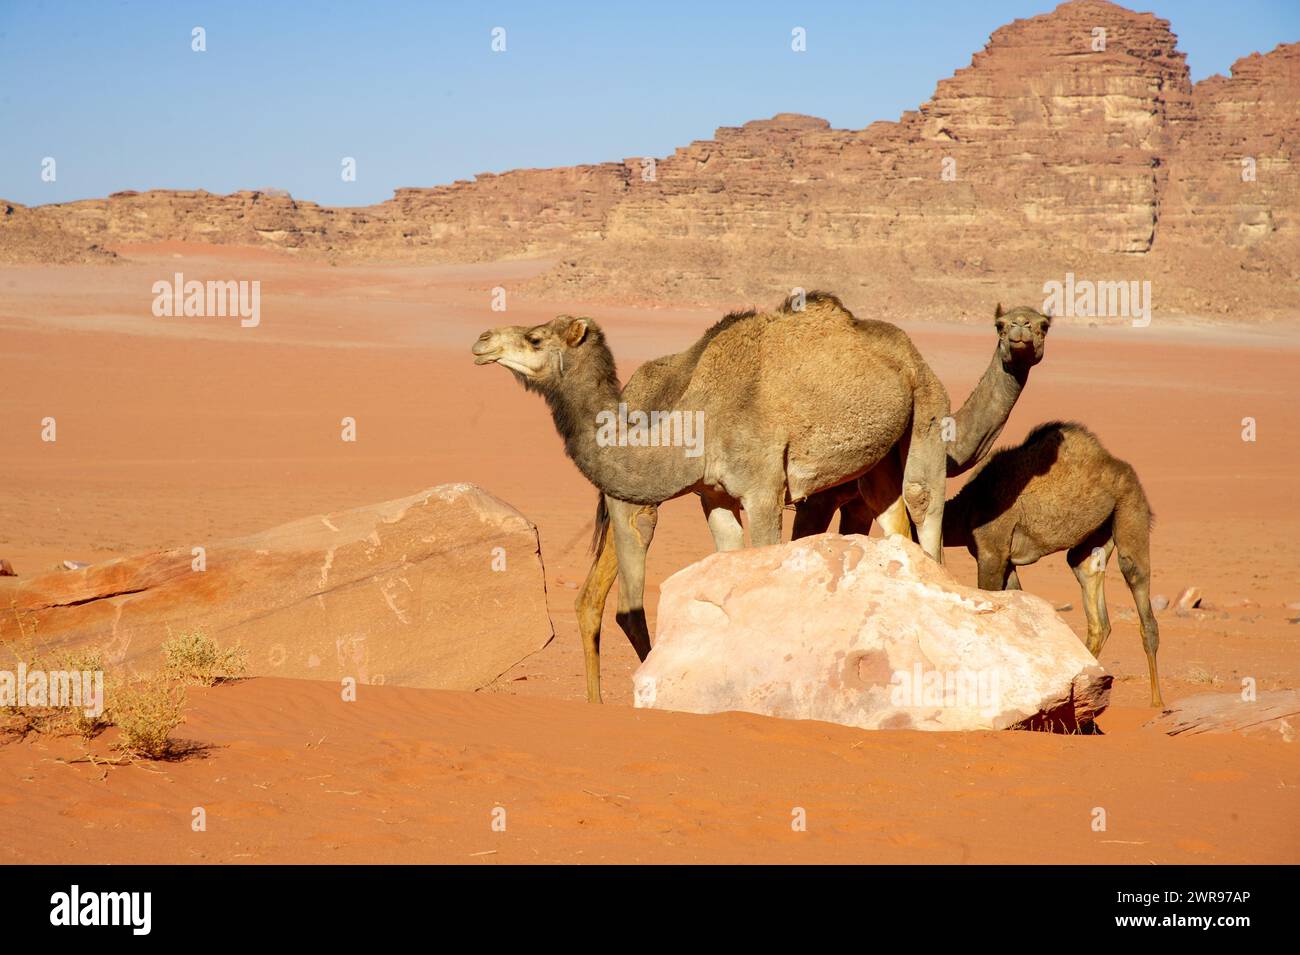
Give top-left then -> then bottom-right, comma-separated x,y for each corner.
1,0 -> 1296,207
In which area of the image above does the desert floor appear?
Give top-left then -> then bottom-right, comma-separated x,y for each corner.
1,246 -> 1297,863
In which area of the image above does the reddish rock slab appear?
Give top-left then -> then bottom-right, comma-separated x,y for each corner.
0,484 -> 553,690
1145,690 -> 1299,741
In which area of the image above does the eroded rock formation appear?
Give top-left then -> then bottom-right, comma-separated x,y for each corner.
2,1 -> 1295,317
0,485 -> 554,690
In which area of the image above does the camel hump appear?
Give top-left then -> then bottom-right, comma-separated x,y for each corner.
1022,421 -> 1154,525
1023,420 -> 1092,445
776,289 -> 852,318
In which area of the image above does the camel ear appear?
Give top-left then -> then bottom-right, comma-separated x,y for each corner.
994,302 -> 1004,319
563,317 -> 589,347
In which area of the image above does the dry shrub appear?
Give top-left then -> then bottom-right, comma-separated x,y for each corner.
0,642 -> 40,738
110,675 -> 187,760
1,628 -> 192,761
1,642 -> 108,740
161,631 -> 248,686
48,648 -> 110,739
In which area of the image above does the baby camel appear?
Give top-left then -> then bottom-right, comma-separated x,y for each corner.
943,421 -> 1163,706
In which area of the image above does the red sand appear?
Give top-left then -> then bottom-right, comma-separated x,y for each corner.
4,678 -> 1297,865
1,246 -> 1297,863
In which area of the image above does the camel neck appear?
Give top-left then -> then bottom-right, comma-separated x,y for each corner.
946,354 -> 1028,477
543,353 -> 704,506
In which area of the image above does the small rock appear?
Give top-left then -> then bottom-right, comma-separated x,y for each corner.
1152,594 -> 1170,612
60,560 -> 91,571
1146,689 -> 1300,740
1054,602 -> 1073,612
1176,586 -> 1202,610
0,559 -> 15,577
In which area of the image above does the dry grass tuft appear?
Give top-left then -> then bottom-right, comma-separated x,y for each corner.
161,631 -> 249,687
109,676 -> 187,760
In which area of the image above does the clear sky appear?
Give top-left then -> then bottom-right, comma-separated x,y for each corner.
1,0 -> 1295,208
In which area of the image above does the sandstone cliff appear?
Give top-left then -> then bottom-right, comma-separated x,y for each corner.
2,0 -> 1296,319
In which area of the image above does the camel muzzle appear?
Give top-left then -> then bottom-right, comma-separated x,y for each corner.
472,335 -> 502,364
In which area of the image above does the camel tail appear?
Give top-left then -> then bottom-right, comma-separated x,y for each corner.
590,493 -> 610,555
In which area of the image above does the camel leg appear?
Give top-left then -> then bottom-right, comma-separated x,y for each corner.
608,498 -> 656,671
874,497 -> 911,539
576,520 -> 620,704
901,435 -> 946,564
837,495 -> 877,536
742,489 -> 785,548
908,496 -> 944,563
1068,534 -> 1113,658
701,491 -> 745,551
975,544 -> 1010,592
899,380 -> 950,564
1113,516 -> 1163,708
856,453 -> 904,538
792,487 -> 842,539
977,556 -> 1007,591
1003,566 -> 1022,590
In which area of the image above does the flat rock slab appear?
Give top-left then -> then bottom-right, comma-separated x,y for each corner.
1145,690 -> 1299,741
634,534 -> 1110,732
0,484 -> 553,690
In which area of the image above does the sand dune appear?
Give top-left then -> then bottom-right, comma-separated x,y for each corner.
3,677 -> 1296,865
1,246 -> 1298,862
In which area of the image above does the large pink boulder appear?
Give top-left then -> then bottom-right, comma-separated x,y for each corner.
634,534 -> 1110,731
0,484 -> 553,690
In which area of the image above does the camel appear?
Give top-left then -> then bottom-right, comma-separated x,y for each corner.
790,304 -> 1052,539
942,421 -> 1163,707
570,302 -> 1051,703
473,292 -> 951,702
499,300 -> 1046,702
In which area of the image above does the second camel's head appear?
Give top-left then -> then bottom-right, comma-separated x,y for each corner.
993,303 -> 1051,373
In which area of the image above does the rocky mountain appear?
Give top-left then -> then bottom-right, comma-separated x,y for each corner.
2,0 -> 1296,319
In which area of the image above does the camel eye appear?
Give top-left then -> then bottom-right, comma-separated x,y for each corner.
527,335 -> 542,347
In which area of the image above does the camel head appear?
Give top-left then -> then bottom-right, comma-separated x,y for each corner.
472,316 -> 610,395
993,303 -> 1051,372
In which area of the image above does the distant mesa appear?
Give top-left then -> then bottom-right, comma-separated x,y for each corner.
740,113 -> 832,130
2,0 -> 1296,320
